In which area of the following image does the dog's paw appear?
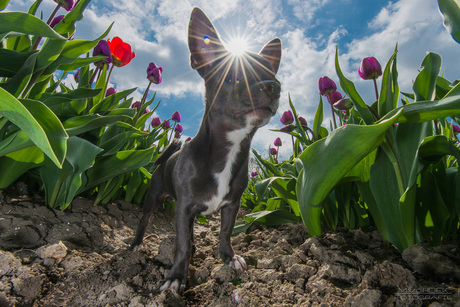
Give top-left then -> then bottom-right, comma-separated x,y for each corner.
228,255 -> 246,272
158,278 -> 186,293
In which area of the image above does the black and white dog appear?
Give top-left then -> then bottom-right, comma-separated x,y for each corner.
131,7 -> 281,292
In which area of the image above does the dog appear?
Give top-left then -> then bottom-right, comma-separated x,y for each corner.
131,7 -> 281,293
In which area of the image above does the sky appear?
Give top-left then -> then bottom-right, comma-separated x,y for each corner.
7,0 -> 460,159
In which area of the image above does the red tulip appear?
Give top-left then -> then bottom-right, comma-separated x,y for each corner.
107,37 -> 135,67
358,57 -> 382,80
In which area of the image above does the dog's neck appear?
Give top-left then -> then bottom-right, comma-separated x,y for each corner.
193,113 -> 255,173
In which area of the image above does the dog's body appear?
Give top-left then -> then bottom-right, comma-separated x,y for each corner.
131,7 -> 281,292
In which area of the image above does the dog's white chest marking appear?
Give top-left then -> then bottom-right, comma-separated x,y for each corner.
201,121 -> 253,215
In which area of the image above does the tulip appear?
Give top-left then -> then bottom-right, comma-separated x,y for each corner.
147,62 -> 163,84
171,111 -> 181,123
270,148 -> 277,156
318,76 -> 337,96
185,137 -> 192,142
106,87 -> 117,97
280,110 -> 294,125
93,40 -> 113,67
358,57 -> 382,80
329,91 -> 342,105
53,0 -> 76,11
298,116 -> 308,128
151,117 -> 162,127
49,15 -> 64,28
333,98 -> 354,110
107,37 -> 136,67
280,125 -> 296,133
131,101 -> 141,110
251,172 -> 258,178
274,137 -> 282,147
74,69 -> 79,83
162,120 -> 171,129
453,124 -> 460,135
175,124 -> 183,133
174,131 -> 181,139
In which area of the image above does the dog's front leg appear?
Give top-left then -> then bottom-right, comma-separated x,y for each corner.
159,204 -> 195,293
219,202 -> 247,271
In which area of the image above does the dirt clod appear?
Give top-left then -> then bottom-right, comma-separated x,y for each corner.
0,190 -> 459,306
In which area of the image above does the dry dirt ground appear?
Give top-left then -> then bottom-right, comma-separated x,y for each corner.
0,184 -> 459,306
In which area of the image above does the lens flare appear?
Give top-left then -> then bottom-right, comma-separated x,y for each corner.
225,37 -> 249,56
203,36 -> 210,45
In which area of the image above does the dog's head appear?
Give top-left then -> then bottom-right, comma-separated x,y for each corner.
188,8 -> 281,131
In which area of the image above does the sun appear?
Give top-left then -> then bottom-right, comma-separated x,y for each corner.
225,36 -> 249,56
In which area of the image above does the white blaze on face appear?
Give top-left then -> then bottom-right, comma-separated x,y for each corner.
201,120 -> 253,215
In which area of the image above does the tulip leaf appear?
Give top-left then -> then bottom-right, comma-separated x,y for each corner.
0,88 -> 67,167
413,52 -> 441,101
0,49 -> 37,77
0,52 -> 38,98
81,147 -> 156,193
438,0 -> 460,44
0,0 -> 10,11
296,110 -> 401,236
0,12 -> 65,39
378,49 -> 399,117
313,96 -> 324,140
0,146 -> 44,189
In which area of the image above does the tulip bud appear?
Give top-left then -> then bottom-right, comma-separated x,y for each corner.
49,15 -> 64,28
185,137 -> 192,142
74,69 -> 79,83
358,57 -> 382,80
333,98 -> 354,110
106,87 -> 117,97
298,116 -> 308,128
280,110 -> 294,125
274,137 -> 282,147
280,125 -> 296,133
175,124 -> 183,133
131,101 -> 141,110
162,120 -> 171,129
93,40 -> 113,67
329,91 -> 342,104
251,172 -> 258,178
147,62 -> 163,84
270,148 -> 278,156
174,131 -> 181,139
171,111 -> 181,123
151,117 -> 162,127
318,76 -> 337,96
453,124 -> 460,135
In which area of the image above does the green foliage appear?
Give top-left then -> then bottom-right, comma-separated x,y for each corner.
0,1 -> 170,209
242,7 -> 460,252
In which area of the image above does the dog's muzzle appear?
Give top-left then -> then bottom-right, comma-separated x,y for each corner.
254,80 -> 281,99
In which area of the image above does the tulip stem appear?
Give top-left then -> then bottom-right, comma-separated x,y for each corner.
32,4 -> 61,50
373,78 -> 379,100
325,94 -> 338,129
103,64 -> 115,99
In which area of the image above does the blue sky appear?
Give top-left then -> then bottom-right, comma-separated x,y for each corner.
7,0 -> 460,158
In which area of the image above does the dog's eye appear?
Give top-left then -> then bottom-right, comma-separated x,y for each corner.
225,76 -> 242,85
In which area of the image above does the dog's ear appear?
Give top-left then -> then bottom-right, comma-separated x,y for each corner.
188,7 -> 226,77
259,38 -> 282,74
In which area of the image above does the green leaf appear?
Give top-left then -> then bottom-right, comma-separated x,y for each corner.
0,12 -> 65,39
438,0 -> 460,44
296,110 -> 401,236
81,147 -> 156,192
0,52 -> 38,98
0,49 -> 37,77
0,89 -> 67,167
0,146 -> 44,189
378,49 -> 399,117
313,96 -> 324,140
0,0 -> 10,11
335,46 -> 375,125
413,52 -> 441,101
39,136 -> 103,209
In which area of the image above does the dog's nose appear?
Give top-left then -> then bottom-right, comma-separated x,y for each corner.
257,80 -> 281,99
268,81 -> 281,98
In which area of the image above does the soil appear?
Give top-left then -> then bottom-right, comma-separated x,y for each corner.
0,183 -> 459,307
